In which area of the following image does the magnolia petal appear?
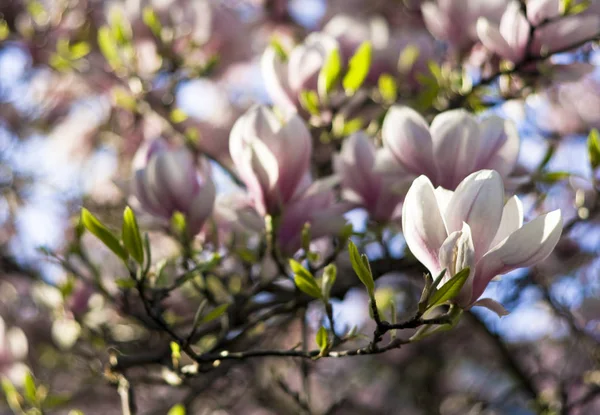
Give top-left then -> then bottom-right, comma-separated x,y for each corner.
276,114 -> 313,202
471,298 -> 510,316
373,148 -> 409,176
434,186 -> 454,220
477,18 -> 518,61
526,0 -> 559,26
186,179 -> 216,236
489,196 -> 524,249
154,149 -> 199,212
382,106 -> 437,178
132,170 -> 168,217
533,15 -> 600,56
402,175 -> 448,277
481,118 -> 520,179
445,170 -> 504,259
431,109 -> 480,189
439,222 -> 475,279
474,209 -> 563,300
261,47 -> 297,114
499,1 -> 530,61
288,33 -> 338,92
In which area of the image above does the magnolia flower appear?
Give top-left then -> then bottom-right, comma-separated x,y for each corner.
376,106 -> 519,190
402,170 -> 563,315
334,131 -> 403,222
261,33 -> 339,114
421,0 -> 508,50
277,178 -> 350,254
477,0 -> 600,63
0,317 -> 29,385
131,139 -> 216,236
229,105 -> 312,216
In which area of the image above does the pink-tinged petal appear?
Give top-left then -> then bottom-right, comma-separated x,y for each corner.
132,170 -> 168,217
499,1 -> 530,61
261,47 -> 297,114
421,3 -> 453,43
526,0 -> 559,26
445,170 -> 504,259
471,298 -> 510,316
154,150 -> 200,212
475,116 -> 519,179
431,110 -> 480,189
382,106 -> 437,179
145,156 -> 180,214
434,186 -> 454,220
249,139 -> 280,210
438,223 -> 476,306
533,15 -> 600,56
474,209 -> 563,300
477,18 -> 519,62
373,148 -> 409,176
275,114 -> 313,202
489,196 -> 524,249
186,178 -> 216,236
287,33 -> 339,93
402,175 -> 448,277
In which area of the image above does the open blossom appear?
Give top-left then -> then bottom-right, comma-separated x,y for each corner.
421,0 -> 508,50
477,0 -> 600,63
402,170 -> 563,315
261,33 -> 339,114
334,131 -> 403,222
131,139 -> 216,236
229,105 -> 312,216
376,106 -> 519,190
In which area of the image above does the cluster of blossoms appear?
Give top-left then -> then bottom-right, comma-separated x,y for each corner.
130,105 -> 563,315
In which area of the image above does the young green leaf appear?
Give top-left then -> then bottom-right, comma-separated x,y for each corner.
289,259 -> 313,280
23,372 -> 37,405
378,74 -> 397,103
428,267 -> 470,309
294,273 -> 322,299
122,207 -> 144,264
318,48 -> 342,99
299,90 -> 320,115
322,264 -> 337,301
347,240 -> 375,296
588,128 -> 600,169
142,7 -> 162,38
315,326 -> 328,353
199,304 -> 230,325
398,44 -> 420,73
168,403 -> 186,415
343,41 -> 372,95
80,208 -> 128,261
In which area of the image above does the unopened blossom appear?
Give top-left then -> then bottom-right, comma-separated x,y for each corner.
0,317 -> 29,385
421,0 -> 509,50
477,0 -> 600,63
261,33 -> 339,114
277,177 -> 350,254
334,131 -> 403,222
229,105 -> 313,216
402,170 -> 563,315
131,139 -> 216,236
376,106 -> 519,190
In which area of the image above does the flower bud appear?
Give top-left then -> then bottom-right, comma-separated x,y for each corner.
132,139 -> 216,236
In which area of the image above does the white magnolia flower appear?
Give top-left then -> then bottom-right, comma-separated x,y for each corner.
402,170 -> 563,316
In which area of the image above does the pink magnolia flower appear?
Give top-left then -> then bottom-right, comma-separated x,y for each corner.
402,170 -> 563,315
477,0 -> 600,63
277,178 -> 350,254
131,139 -> 216,236
376,106 -> 519,190
421,0 -> 509,50
334,131 -> 403,222
229,105 -> 313,216
261,33 -> 339,114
